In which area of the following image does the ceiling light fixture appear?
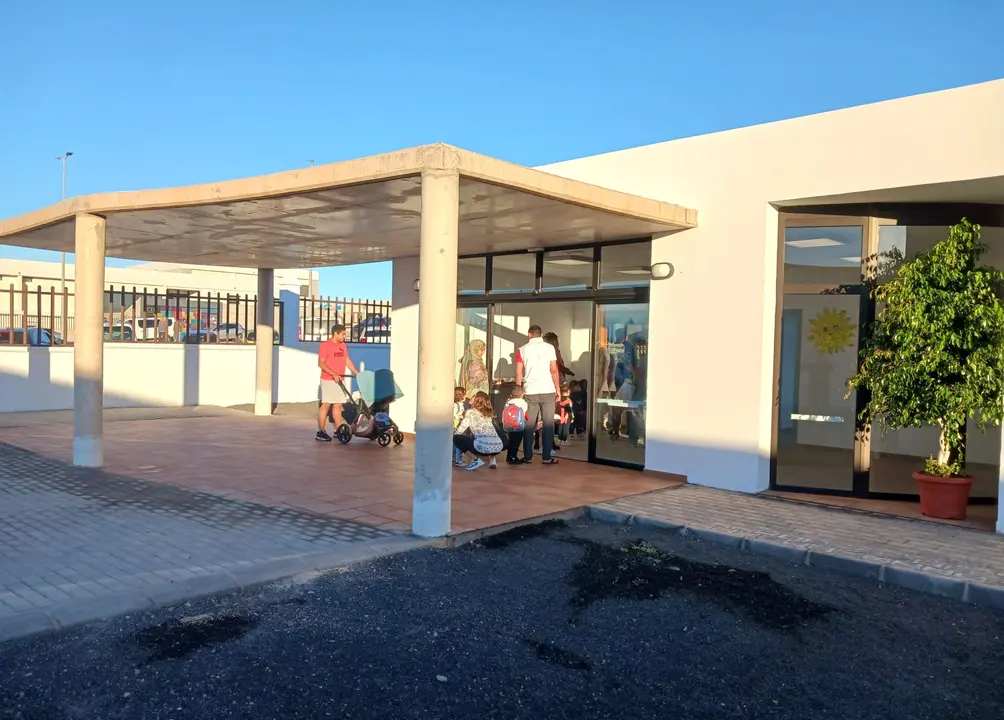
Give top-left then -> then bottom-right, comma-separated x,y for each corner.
784,238 -> 843,249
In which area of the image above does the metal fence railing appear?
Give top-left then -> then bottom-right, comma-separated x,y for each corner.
299,296 -> 391,343
0,284 -> 284,346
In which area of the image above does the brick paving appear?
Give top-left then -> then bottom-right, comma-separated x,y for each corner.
599,485 -> 1004,590
0,441 -> 402,631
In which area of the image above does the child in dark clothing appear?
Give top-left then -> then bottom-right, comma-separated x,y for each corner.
570,380 -> 588,437
557,383 -> 573,443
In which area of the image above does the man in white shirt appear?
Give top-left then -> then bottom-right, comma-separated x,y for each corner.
514,325 -> 562,464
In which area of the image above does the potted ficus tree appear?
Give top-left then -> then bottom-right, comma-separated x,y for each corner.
848,219 -> 1004,519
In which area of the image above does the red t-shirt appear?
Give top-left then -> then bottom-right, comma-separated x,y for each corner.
319,339 -> 347,381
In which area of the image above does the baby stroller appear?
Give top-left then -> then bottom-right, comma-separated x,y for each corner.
335,369 -> 405,447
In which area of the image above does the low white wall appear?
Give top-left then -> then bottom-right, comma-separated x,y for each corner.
0,342 -> 390,412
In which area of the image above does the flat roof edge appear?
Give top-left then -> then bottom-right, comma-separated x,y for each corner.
0,142 -> 698,240
454,147 -> 697,229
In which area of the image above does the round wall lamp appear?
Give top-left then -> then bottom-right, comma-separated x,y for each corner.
413,279 -> 420,291
650,262 -> 674,280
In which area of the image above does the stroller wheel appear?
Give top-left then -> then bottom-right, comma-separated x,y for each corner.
393,430 -> 405,445
377,432 -> 392,447
335,424 -> 353,444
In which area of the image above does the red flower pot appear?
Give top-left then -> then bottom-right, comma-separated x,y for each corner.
911,472 -> 973,520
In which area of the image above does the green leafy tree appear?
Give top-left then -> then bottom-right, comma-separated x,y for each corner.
848,219 -> 1004,476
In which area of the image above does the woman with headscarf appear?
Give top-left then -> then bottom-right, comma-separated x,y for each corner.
458,339 -> 489,396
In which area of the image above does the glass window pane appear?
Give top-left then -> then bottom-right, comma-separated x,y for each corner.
542,250 -> 593,291
490,253 -> 536,293
594,303 -> 648,466
775,294 -> 859,491
783,225 -> 862,289
871,225 -> 1003,500
599,242 -> 652,288
458,257 -> 486,294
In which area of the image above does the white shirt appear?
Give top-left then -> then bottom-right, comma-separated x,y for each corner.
518,338 -> 558,396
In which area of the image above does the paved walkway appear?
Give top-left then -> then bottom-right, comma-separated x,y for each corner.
0,441 -> 422,641
597,485 -> 1004,596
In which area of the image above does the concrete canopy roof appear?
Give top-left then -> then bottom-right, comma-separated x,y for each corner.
0,144 -> 696,269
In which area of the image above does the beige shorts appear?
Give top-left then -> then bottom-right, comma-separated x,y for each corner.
320,379 -> 350,405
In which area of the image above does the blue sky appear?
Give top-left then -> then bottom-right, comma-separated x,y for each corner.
2,1 -> 1001,299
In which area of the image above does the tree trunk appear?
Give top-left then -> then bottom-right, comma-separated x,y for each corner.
937,425 -> 952,465
937,422 -> 966,471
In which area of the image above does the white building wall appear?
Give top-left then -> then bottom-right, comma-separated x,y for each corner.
539,80 -> 1004,492
0,342 -> 390,413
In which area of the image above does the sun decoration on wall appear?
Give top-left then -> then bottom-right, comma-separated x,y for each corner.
808,308 -> 856,355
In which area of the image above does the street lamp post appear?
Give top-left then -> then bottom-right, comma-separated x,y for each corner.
56,152 -> 73,292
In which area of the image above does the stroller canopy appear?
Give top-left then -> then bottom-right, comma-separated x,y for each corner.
357,369 -> 404,405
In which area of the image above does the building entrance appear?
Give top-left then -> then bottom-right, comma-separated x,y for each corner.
453,240 -> 653,470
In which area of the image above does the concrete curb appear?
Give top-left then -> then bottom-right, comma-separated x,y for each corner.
586,506 -> 1004,611
437,507 -> 589,548
0,536 -> 431,645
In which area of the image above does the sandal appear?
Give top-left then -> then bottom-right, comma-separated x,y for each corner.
541,458 -> 559,465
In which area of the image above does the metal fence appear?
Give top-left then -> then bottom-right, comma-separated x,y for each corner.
299,296 -> 391,343
0,284 -> 283,346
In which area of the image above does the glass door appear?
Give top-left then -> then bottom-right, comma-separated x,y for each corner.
489,301 -> 593,461
592,302 -> 649,468
774,293 -> 861,492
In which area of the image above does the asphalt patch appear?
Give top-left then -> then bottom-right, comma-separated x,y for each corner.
523,639 -> 593,672
134,614 -> 260,663
475,519 -> 568,549
566,538 -> 835,631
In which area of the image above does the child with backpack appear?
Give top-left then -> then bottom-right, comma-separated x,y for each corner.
502,385 -> 530,464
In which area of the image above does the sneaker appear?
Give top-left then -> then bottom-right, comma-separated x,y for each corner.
453,460 -> 466,468
315,430 -> 332,442
466,458 -> 485,471
489,458 -> 497,469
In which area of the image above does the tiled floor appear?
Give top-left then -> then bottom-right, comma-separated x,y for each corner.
0,411 -> 677,534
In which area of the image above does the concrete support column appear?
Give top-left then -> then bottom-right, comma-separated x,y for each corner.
412,168 -> 460,538
254,268 -> 275,416
73,213 -> 106,467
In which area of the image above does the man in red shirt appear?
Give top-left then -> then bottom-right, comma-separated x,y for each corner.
316,324 -> 358,441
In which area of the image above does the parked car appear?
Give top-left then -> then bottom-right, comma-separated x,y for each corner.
356,326 -> 390,343
0,328 -> 58,346
121,316 -> 175,341
210,323 -> 247,343
103,323 -> 134,342
246,329 -> 280,344
352,316 -> 390,334
178,328 -> 217,343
